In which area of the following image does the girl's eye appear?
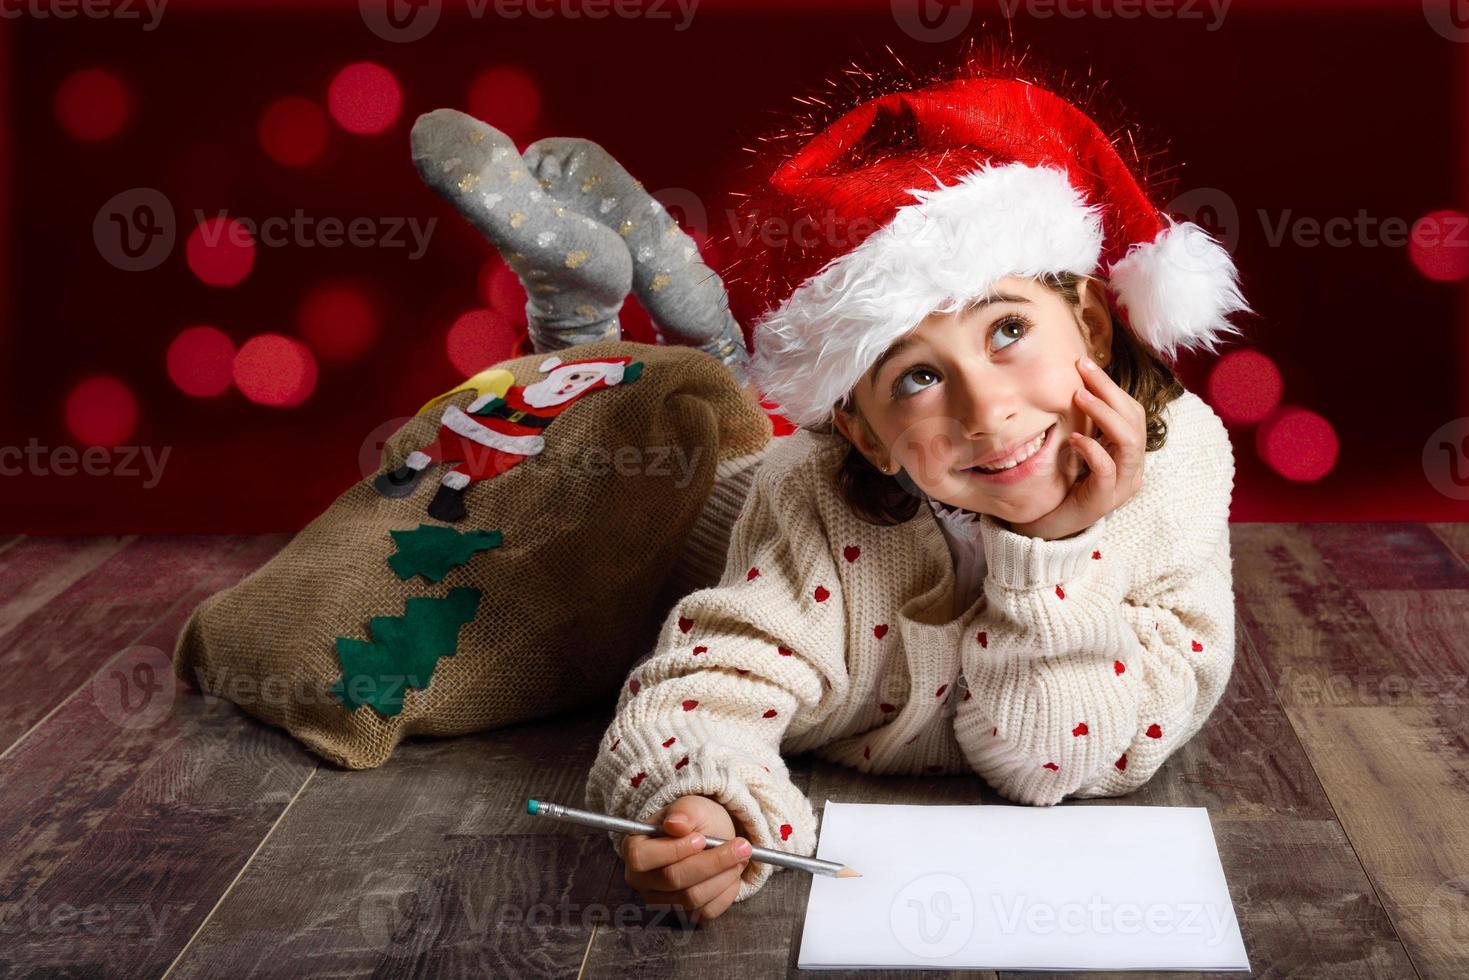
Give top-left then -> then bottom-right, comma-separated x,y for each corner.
890,315 -> 1030,399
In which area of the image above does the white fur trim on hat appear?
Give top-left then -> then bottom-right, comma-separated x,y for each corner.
748,163 -> 1103,430
748,161 -> 1249,431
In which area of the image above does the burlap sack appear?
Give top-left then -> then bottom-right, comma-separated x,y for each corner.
173,340 -> 773,769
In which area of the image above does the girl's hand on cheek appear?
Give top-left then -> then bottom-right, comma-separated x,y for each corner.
1007,356 -> 1147,541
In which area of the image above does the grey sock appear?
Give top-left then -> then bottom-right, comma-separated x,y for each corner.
410,109 -> 633,353
522,137 -> 751,383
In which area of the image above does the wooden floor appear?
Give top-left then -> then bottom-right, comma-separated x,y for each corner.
0,526 -> 1466,978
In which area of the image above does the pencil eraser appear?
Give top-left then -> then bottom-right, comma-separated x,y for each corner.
527,799 -> 538,815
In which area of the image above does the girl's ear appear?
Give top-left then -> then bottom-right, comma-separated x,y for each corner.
832,399 -> 888,468
1075,276 -> 1115,356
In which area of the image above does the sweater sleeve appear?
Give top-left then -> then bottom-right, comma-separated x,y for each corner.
953,415 -> 1236,806
585,451 -> 849,903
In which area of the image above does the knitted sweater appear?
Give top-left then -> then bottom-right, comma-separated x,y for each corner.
586,388 -> 1236,902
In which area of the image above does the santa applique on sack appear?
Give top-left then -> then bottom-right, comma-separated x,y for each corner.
374,354 -> 644,522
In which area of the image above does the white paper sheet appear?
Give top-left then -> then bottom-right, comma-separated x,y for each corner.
798,801 -> 1250,972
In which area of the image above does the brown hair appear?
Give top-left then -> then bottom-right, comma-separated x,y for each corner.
823,271 -> 1185,526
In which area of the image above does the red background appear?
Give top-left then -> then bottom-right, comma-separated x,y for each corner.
2,0 -> 1467,532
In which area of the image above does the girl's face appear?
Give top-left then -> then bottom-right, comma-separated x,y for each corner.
832,274 -> 1113,525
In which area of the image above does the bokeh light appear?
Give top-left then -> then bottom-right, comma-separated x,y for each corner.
466,66 -> 541,143
54,68 -> 131,142
446,309 -> 521,376
64,375 -> 138,447
167,326 -> 236,397
296,280 -> 379,362
1205,349 -> 1282,425
1256,406 -> 1338,482
233,334 -> 319,407
477,257 -> 529,329
1409,209 -> 1469,282
186,217 -> 256,287
327,62 -> 403,135
258,96 -> 329,166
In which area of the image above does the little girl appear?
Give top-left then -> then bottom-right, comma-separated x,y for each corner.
583,68 -> 1250,921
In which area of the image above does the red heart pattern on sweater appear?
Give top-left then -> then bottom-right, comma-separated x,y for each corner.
1092,550 -> 1102,560
813,585 -> 830,602
678,616 -> 694,633
874,624 -> 889,639
662,736 -> 676,747
780,823 -> 793,841
630,771 -> 646,788
844,545 -> 861,562
1191,639 -> 1203,652
1072,722 -> 1088,736
629,678 -> 641,694
692,645 -> 708,656
863,744 -> 871,760
1113,660 -> 1125,676
977,630 -> 988,648
610,737 -> 620,752
879,702 -> 895,713
1042,762 -> 1059,771
963,689 -> 971,701
682,699 -> 699,711
1146,723 -> 1163,739
747,567 -> 760,581
935,683 -> 949,698
675,755 -> 689,769
1055,585 -> 1066,600
1115,753 -> 1128,771
778,646 -> 793,657
762,709 -> 777,718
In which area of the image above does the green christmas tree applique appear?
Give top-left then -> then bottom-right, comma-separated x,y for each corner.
330,586 -> 482,717
387,523 -> 503,582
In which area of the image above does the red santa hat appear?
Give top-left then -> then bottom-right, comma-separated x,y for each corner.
744,74 -> 1251,431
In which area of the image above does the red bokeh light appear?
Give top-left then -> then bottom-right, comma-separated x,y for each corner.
296,281 -> 380,362
466,66 -> 542,143
1256,406 -> 1338,482
167,326 -> 236,397
327,62 -> 403,136
233,334 -> 319,407
477,257 -> 529,329
186,217 -> 256,287
1408,209 -> 1469,282
1205,349 -> 1282,425
64,375 -> 138,447
258,96 -> 329,167
446,309 -> 521,376
54,68 -> 131,142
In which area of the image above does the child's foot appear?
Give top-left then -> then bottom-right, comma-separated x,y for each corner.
410,109 -> 634,353
521,137 -> 751,382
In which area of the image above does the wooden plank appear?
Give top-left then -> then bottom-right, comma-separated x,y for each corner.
164,707 -> 618,979
1285,705 -> 1469,979
0,534 -> 304,980
0,535 -> 265,754
0,535 -> 133,646
1308,523 -> 1469,591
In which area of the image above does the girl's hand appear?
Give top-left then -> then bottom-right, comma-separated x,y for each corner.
1006,356 -> 1146,541
622,794 -> 751,923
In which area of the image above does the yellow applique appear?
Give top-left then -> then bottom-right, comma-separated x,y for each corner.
416,367 -> 516,417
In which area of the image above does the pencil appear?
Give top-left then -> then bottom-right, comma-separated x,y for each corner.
527,799 -> 861,879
